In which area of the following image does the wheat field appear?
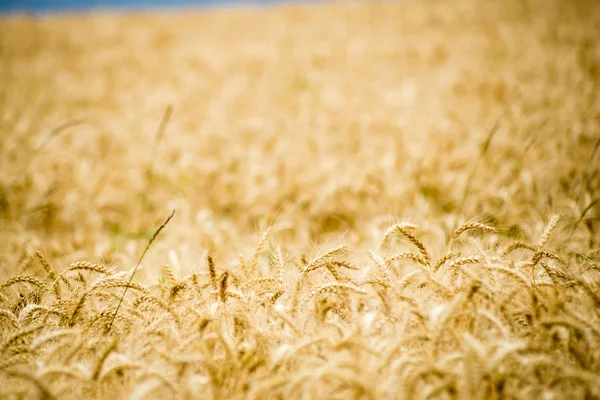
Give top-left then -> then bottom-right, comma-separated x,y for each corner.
1,0 -> 599,398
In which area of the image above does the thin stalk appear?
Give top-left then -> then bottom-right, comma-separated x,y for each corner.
106,210 -> 176,333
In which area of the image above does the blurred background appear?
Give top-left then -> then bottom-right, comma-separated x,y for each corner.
2,0 -> 598,267
0,0 -> 288,13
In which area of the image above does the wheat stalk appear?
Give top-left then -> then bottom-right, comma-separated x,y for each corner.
106,210 -> 175,332
1,276 -> 47,292
451,222 -> 496,242
377,222 -> 418,249
395,227 -> 431,267
310,283 -> 366,299
248,225 -> 273,278
303,245 -> 347,274
538,214 -> 561,249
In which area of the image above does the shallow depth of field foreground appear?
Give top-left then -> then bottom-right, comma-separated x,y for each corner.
1,0 -> 600,398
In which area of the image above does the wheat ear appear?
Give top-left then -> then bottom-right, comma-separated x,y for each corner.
248,225 -> 273,278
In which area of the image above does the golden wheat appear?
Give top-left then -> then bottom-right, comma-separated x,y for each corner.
1,0 -> 599,398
